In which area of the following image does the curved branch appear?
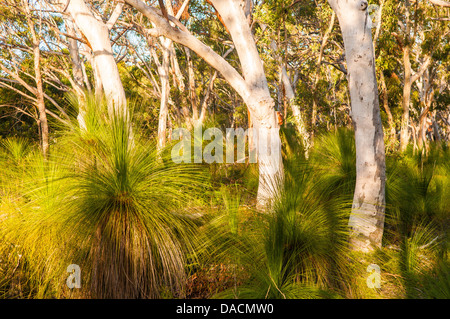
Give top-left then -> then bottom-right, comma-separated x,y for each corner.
123,0 -> 250,100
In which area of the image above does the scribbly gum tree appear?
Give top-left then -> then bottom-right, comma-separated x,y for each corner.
327,0 -> 386,252
124,0 -> 283,209
65,0 -> 128,117
210,0 -> 283,209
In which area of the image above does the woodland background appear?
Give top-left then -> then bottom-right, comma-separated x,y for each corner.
0,0 -> 449,299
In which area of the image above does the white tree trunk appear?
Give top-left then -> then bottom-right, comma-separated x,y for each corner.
267,35 -> 310,154
125,0 -> 284,208
400,45 -> 413,152
64,18 -> 88,129
67,0 -> 127,117
328,0 -> 386,252
280,64 -> 310,154
210,0 -> 283,208
156,41 -> 171,150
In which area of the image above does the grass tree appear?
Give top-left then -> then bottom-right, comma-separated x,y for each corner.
0,96 -> 209,298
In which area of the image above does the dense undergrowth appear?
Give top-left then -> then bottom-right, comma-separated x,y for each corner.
0,100 -> 448,299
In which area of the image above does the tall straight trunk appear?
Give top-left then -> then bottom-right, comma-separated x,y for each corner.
197,69 -> 218,125
431,112 -> 441,142
280,65 -> 310,153
157,41 -> 171,150
379,70 -> 396,139
185,47 -> 199,122
417,68 -> 434,149
417,92 -> 434,149
91,55 -> 104,101
26,3 -> 49,157
328,0 -> 386,252
65,18 -> 87,129
65,20 -> 85,93
400,45 -> 413,152
34,48 -> 49,157
67,0 -> 127,117
311,11 -> 335,141
266,34 -> 309,153
155,1 -> 185,150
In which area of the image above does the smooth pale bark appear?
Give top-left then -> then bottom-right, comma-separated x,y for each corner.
417,73 -> 435,149
373,1 -> 395,139
155,0 -> 185,150
65,20 -> 85,93
170,43 -> 186,92
210,0 -> 283,208
281,64 -> 310,152
417,103 -> 432,150
197,69 -> 217,125
400,46 -> 413,151
65,18 -> 88,129
328,0 -> 386,252
185,47 -> 199,121
431,113 -> 441,141
155,42 -> 171,150
67,0 -> 127,116
124,0 -> 249,99
125,0 -> 283,208
267,36 -> 309,154
428,0 -> 450,6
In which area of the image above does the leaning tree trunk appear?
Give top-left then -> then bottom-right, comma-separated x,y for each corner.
67,0 -> 127,117
211,0 -> 283,209
417,92 -> 434,150
64,18 -> 88,129
124,0 -> 283,209
156,41 -> 171,150
328,0 -> 386,252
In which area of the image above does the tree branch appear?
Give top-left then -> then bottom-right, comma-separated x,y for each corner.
428,0 -> 450,7
106,1 -> 125,30
411,56 -> 432,83
122,0 -> 250,100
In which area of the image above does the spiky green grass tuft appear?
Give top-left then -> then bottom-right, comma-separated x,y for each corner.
0,97 -> 209,298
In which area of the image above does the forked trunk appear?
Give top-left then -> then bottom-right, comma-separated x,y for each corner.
67,0 -> 127,117
211,0 -> 283,208
125,0 -> 284,208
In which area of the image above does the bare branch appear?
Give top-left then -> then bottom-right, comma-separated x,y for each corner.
106,1 -> 125,30
428,0 -> 450,7
411,56 -> 432,83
